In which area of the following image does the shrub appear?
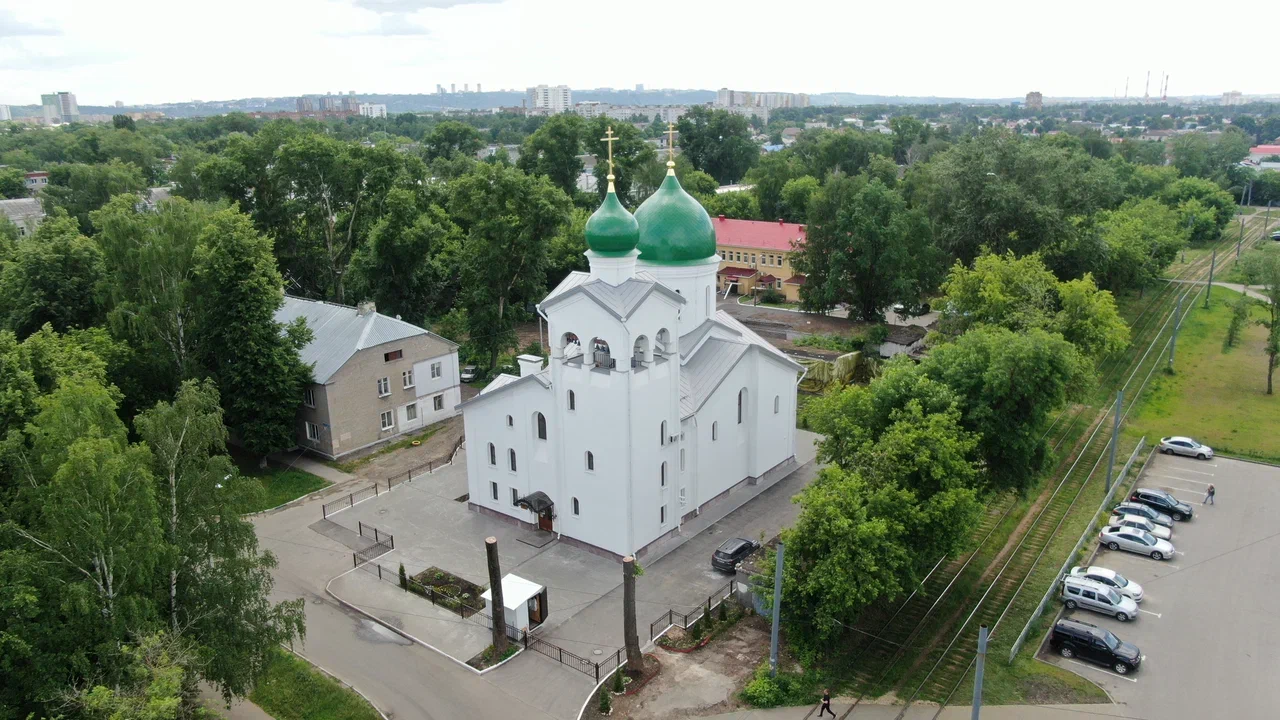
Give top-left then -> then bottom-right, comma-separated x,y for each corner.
718,601 -> 728,623
740,663 -> 823,708
759,289 -> 786,304
612,668 -> 624,693
398,563 -> 407,590
598,686 -> 612,714
689,616 -> 705,640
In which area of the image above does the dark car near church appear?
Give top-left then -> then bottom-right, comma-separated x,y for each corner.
712,538 -> 760,572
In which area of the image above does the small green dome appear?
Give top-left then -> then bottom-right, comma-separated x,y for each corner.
635,171 -> 717,264
584,187 -> 639,256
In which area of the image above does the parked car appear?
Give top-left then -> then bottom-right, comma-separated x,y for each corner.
1271,230 -> 1280,241
1049,618 -> 1143,675
712,538 -> 760,572
1070,566 -> 1145,602
1110,514 -> 1172,541
1130,487 -> 1195,521
1112,501 -> 1174,528
1100,526 -> 1176,560
1062,576 -> 1139,621
460,365 -> 478,382
1159,436 -> 1214,459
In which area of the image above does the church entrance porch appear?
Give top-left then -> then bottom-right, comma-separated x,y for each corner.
516,490 -> 555,533
537,509 -> 553,532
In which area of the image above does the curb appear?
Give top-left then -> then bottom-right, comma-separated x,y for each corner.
324,565 -> 523,676
281,645 -> 393,720
1216,453 -> 1280,469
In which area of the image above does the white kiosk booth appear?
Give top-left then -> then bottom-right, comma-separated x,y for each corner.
481,573 -> 548,638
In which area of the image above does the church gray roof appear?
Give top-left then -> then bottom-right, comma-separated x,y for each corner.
274,296 -> 456,384
676,311 -> 803,418
540,271 -> 684,320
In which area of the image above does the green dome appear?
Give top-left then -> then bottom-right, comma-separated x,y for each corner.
584,187 -> 639,256
635,171 -> 717,264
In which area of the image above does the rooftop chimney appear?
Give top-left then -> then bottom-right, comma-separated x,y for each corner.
517,354 -> 545,377
356,300 -> 376,316
718,214 -> 726,220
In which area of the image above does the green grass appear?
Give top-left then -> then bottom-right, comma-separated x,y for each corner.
1125,289 -> 1280,463
249,648 -> 380,720
245,469 -> 331,513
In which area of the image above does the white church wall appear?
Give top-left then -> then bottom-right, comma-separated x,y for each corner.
463,380 -> 553,528
626,350 -> 681,552
637,257 -> 719,335
746,352 -> 800,477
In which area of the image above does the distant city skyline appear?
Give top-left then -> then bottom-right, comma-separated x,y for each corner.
1,0 -> 1276,107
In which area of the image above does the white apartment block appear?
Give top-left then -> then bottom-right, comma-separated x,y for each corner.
359,103 -> 388,119
528,85 -> 573,114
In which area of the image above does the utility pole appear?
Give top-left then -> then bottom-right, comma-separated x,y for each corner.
972,625 -> 989,720
1238,218 -> 1245,260
1170,295 -> 1183,370
485,537 -> 509,654
769,542 -> 785,677
1266,201 -> 1273,237
1105,390 -> 1125,492
1205,249 -> 1216,309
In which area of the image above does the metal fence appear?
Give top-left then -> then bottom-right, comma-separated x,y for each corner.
357,559 -> 486,618
525,634 -> 624,682
322,483 -> 381,519
357,521 -> 393,546
648,580 -> 737,642
1006,437 -> 1150,662
387,434 -> 467,490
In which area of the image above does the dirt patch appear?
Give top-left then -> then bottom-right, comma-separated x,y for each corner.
609,614 -> 771,719
346,416 -> 465,482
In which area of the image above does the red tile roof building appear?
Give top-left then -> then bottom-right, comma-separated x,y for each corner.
713,217 -> 807,302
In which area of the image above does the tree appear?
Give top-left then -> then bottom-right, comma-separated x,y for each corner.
517,114 -> 586,196
545,207 -> 590,288
424,120 -> 485,160
583,117 -> 656,204
111,114 -> 138,132
1159,176 -> 1235,233
41,159 -> 147,234
675,106 -> 758,184
623,556 -> 644,671
1240,247 -> 1280,394
346,187 -> 462,321
68,632 -> 216,720
449,163 -> 571,369
192,209 -> 313,460
0,210 -> 105,337
0,166 -> 25,198
135,380 -> 305,698
939,251 -> 1128,361
746,152 -> 803,220
920,326 -> 1092,493
778,176 -> 819,222
1094,198 -> 1187,294
789,128 -> 892,180
888,115 -> 929,163
791,174 -> 942,320
1225,293 -> 1252,349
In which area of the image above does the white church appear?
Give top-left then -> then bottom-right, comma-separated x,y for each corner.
460,148 -> 803,561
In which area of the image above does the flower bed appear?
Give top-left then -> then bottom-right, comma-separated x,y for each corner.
406,566 -> 484,617
657,601 -> 746,652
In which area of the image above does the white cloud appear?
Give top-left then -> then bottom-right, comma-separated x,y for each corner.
332,13 -> 431,35
352,0 -> 504,12
0,9 -> 61,37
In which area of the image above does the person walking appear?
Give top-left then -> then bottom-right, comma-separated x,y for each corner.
1204,483 -> 1215,505
818,688 -> 836,718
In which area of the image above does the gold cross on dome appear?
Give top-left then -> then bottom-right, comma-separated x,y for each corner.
600,126 -> 616,178
666,122 -> 677,163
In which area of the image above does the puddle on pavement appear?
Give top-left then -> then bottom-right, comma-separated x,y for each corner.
354,617 -> 412,646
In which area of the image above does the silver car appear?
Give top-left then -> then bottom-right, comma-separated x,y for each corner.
1112,501 -> 1173,528
1159,436 -> 1214,459
1100,526 -> 1176,561
1111,514 -> 1172,541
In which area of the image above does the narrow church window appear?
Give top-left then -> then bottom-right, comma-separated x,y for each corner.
660,505 -> 667,524
573,497 -> 580,516
586,451 -> 594,471
660,421 -> 666,446
536,412 -> 547,440
508,449 -> 517,472
661,462 -> 667,487
506,415 -> 513,427
737,389 -> 746,424
712,422 -> 718,441
705,286 -> 711,315
680,448 -> 685,471
568,390 -> 576,411
490,481 -> 498,500
511,488 -> 519,507
774,395 -> 780,414
488,443 -> 496,466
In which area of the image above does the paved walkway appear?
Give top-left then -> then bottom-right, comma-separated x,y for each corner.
267,449 -> 355,485
1168,278 -> 1269,303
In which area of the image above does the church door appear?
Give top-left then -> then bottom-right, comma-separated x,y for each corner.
538,509 -> 553,532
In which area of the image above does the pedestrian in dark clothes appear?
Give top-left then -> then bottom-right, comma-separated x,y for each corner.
818,688 -> 836,718
1204,484 -> 1215,505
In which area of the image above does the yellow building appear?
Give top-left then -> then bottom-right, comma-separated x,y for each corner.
712,217 -> 807,302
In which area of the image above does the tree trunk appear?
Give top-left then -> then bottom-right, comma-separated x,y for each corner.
1268,354 -> 1275,396
623,556 -> 643,671
490,295 -> 507,371
485,537 -> 508,654
170,468 -> 179,632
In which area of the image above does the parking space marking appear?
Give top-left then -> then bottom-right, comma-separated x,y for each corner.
1063,658 -> 1139,683
1152,474 -> 1212,485
1138,609 -> 1162,618
1166,467 -> 1215,475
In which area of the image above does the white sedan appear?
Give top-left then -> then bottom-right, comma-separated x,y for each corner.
1111,514 -> 1172,541
1100,526 -> 1176,561
1159,436 -> 1214,459
1070,565 -> 1145,602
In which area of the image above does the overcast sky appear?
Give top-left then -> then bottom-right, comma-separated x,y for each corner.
1,0 -> 1271,107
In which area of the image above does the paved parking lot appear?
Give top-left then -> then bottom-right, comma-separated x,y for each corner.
1043,453 -> 1280,719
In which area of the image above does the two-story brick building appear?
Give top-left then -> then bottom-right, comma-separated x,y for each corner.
276,296 -> 462,459
713,217 -> 807,302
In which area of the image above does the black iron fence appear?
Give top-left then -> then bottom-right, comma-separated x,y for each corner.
321,483 -> 380,519
648,579 -> 737,642
352,536 -> 394,568
357,559 -> 486,618
525,634 -> 623,682
357,521 -> 393,546
387,434 -> 467,490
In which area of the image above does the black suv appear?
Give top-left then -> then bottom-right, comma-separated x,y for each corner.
1130,487 -> 1194,521
1049,618 -> 1142,675
712,538 -> 760,572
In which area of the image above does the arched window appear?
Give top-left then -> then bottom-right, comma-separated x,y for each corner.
572,497 -> 580,516
655,328 -> 671,355
633,335 -> 650,364
705,286 -> 711,315
506,415 -> 513,427
660,421 -> 666,446
488,443 -> 496,466
660,461 -> 667,487
774,395 -> 780,414
568,390 -> 576,411
561,332 -> 581,358
591,338 -> 614,369
536,412 -> 547,440
508,449 -> 517,472
737,388 -> 746,424
586,451 -> 595,471
712,422 -> 718,441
